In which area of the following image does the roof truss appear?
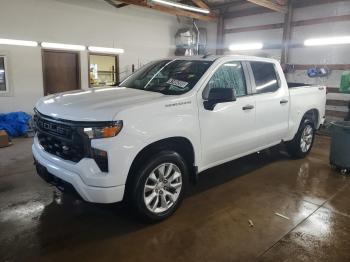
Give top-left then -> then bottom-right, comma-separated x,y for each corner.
245,0 -> 288,13
107,0 -> 217,21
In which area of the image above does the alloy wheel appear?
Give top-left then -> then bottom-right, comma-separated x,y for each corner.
300,125 -> 313,153
143,163 -> 182,213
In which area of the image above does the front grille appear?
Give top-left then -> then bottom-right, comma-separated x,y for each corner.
34,112 -> 88,163
35,115 -> 72,139
37,132 -> 85,162
34,110 -> 109,172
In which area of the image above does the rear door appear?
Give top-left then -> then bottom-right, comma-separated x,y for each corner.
248,61 -> 289,148
198,60 -> 256,169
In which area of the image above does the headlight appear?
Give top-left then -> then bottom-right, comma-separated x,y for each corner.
83,121 -> 123,139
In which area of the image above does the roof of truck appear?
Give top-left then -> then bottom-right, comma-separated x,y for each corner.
166,55 -> 278,63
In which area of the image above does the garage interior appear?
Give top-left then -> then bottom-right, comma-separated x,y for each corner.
1,0 -> 350,261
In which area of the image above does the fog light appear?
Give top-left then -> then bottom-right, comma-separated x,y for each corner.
91,148 -> 108,172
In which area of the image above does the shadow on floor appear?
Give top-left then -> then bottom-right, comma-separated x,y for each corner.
190,144 -> 291,195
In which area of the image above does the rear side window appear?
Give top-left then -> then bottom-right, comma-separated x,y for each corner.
250,62 -> 279,94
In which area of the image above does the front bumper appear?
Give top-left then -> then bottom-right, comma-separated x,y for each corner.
32,136 -> 125,203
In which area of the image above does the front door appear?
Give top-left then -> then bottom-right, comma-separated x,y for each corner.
198,61 -> 256,169
42,50 -> 80,95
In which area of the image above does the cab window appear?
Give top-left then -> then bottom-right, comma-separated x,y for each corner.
203,61 -> 247,100
250,62 -> 279,94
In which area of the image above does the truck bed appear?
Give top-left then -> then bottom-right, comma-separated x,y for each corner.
286,84 -> 327,140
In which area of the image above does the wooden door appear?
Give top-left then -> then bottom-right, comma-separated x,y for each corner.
42,50 -> 80,95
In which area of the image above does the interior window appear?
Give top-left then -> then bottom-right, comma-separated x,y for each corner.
203,61 -> 247,99
0,56 -> 7,92
250,62 -> 279,94
89,54 -> 118,87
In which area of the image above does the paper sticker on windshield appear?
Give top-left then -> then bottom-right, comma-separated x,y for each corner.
166,78 -> 188,89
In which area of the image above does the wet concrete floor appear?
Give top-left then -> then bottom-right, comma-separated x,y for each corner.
0,135 -> 349,261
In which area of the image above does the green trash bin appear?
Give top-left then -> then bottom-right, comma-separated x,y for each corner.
340,71 -> 350,93
330,121 -> 350,174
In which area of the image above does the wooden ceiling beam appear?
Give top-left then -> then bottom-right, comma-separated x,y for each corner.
110,0 -> 216,21
210,0 -> 247,9
224,0 -> 347,19
224,14 -> 350,33
245,0 -> 288,13
191,0 -> 210,10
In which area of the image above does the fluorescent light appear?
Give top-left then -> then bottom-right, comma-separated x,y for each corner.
229,42 -> 263,51
0,38 -> 38,47
151,0 -> 210,14
88,46 -> 124,54
304,36 -> 350,46
41,42 -> 86,51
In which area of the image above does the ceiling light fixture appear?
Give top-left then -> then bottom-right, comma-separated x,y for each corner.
0,38 -> 38,47
88,46 -> 124,54
41,42 -> 86,51
229,42 -> 263,51
151,0 -> 210,14
304,36 -> 350,46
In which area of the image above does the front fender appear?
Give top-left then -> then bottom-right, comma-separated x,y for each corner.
92,100 -> 201,186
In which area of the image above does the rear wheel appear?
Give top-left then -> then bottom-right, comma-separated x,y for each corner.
127,151 -> 188,222
286,119 -> 315,158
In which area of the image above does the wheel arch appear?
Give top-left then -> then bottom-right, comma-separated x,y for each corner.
286,108 -> 320,142
126,137 -> 197,188
303,108 -> 320,128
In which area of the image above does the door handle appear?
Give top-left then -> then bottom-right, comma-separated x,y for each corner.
280,99 -> 289,104
242,105 -> 254,110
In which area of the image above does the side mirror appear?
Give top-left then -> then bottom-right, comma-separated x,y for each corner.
203,88 -> 236,110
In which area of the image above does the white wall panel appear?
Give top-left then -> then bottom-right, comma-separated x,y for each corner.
224,29 -> 283,45
224,12 -> 284,29
292,21 -> 350,42
286,70 -> 345,87
327,93 -> 350,101
326,105 -> 348,112
293,1 -> 350,21
289,45 -> 350,64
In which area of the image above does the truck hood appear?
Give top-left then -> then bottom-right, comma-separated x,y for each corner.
35,87 -> 164,121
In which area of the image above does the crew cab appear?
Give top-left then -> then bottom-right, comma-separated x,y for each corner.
33,55 -> 326,221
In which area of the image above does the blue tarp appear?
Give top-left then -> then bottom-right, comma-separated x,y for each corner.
0,111 -> 32,137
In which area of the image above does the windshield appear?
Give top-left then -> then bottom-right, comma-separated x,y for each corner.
120,59 -> 213,95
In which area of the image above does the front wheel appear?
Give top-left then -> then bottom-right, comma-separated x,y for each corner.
127,151 -> 188,222
286,119 -> 315,159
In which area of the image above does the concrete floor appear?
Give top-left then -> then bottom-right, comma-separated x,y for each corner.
0,136 -> 350,262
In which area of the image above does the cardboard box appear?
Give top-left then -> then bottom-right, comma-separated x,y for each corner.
0,130 -> 10,148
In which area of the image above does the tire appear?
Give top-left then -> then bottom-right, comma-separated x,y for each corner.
127,150 -> 189,222
286,118 -> 315,159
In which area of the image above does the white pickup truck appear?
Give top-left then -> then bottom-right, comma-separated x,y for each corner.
33,55 -> 326,221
